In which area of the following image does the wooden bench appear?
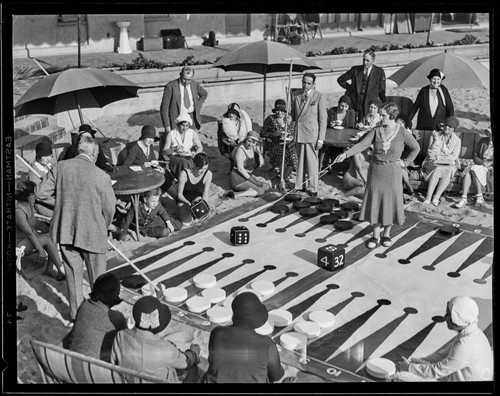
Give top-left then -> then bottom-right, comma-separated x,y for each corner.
31,339 -> 167,383
408,129 -> 487,193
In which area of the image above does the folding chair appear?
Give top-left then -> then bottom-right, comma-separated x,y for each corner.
303,14 -> 323,39
109,143 -> 126,166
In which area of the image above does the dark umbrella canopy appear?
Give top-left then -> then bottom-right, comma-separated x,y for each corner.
212,40 -> 321,123
15,68 -> 140,122
388,52 -> 489,89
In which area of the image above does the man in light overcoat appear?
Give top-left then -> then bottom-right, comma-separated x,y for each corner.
36,137 -> 116,320
291,72 -> 327,196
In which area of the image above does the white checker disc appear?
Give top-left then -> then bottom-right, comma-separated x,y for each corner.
280,332 -> 308,351
308,310 -> 336,328
201,287 -> 226,304
185,296 -> 211,313
163,287 -> 188,303
293,320 -> 321,338
255,319 -> 274,336
250,280 -> 275,296
268,309 -> 293,327
366,358 -> 396,379
193,274 -> 217,289
206,306 -> 232,324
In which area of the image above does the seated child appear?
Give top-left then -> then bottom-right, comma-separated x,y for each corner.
111,296 -> 202,383
117,188 -> 182,240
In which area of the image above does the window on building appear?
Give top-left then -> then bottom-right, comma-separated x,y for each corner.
144,14 -> 171,21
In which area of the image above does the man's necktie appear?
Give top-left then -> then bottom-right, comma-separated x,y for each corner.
183,84 -> 191,109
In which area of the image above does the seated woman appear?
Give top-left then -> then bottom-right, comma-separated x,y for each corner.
421,117 -> 461,206
227,131 -> 271,198
28,141 -> 55,218
342,146 -> 372,198
220,102 -> 252,148
63,124 -> 114,172
121,125 -> 162,170
15,181 -> 66,280
327,95 -> 357,129
395,114 -> 416,197
161,113 -> 203,179
117,187 -> 183,240
395,296 -> 493,381
111,296 -> 202,383
67,273 -> 127,362
356,98 -> 382,129
260,99 -> 298,189
455,127 -> 493,208
176,152 -> 213,225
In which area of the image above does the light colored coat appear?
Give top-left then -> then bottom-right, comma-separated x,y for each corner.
36,154 -> 116,254
290,88 -> 327,144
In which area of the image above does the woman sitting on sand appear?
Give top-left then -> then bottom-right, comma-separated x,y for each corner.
161,113 -> 203,179
15,181 -> 66,281
220,102 -> 252,148
342,145 -> 373,198
421,117 -> 461,206
226,131 -> 271,199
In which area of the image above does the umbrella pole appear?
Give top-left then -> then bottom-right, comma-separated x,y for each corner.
263,68 -> 267,127
82,112 -> 109,140
280,59 -> 294,190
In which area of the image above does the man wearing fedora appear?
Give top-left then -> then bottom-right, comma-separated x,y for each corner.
160,66 -> 208,135
66,273 -> 127,362
291,72 -> 327,197
36,136 -> 116,320
337,49 -> 387,120
204,292 -> 285,383
111,296 -> 202,383
62,124 -> 114,172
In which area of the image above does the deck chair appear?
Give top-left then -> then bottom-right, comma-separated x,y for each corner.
302,13 -> 323,39
31,339 -> 167,384
386,95 -> 414,119
274,14 -> 291,42
287,13 -> 308,42
109,143 -> 126,166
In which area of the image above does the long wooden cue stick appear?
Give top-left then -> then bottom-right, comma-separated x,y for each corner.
16,154 -> 42,178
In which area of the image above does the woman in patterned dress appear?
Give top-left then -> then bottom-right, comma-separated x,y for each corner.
260,99 -> 298,189
333,102 -> 420,249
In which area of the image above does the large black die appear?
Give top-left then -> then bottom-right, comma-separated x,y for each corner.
230,226 -> 250,245
318,244 -> 345,272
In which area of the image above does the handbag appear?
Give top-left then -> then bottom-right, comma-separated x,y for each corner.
190,199 -> 210,220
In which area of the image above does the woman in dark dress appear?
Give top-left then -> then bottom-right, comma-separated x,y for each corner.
334,102 -> 420,249
260,99 -> 298,189
121,125 -> 160,168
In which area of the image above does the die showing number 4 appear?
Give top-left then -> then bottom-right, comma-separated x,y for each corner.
320,254 -> 344,268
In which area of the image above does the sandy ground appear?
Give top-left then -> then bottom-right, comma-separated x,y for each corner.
15,86 -> 492,383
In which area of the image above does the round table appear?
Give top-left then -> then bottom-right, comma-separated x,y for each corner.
110,166 -> 165,241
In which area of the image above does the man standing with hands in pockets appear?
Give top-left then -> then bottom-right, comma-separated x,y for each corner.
291,72 -> 327,197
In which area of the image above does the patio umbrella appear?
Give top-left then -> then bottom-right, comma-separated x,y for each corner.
212,40 -> 322,124
14,68 -> 140,126
388,52 -> 489,89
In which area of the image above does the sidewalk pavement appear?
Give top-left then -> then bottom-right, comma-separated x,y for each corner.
13,26 -> 489,73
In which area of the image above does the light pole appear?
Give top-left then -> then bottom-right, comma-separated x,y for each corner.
77,14 -> 81,68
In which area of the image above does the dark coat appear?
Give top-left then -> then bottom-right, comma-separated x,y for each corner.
36,154 -> 116,254
121,141 -> 157,166
327,107 -> 357,128
407,85 -> 454,130
119,201 -> 182,236
337,64 -> 387,117
160,78 -> 208,131
63,142 -> 113,172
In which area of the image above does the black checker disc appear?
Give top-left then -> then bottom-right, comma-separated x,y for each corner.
320,214 -> 340,224
332,210 -> 349,219
439,224 -> 461,235
341,201 -> 360,211
121,275 -> 147,289
322,198 -> 340,207
293,201 -> 311,210
270,204 -> 290,214
334,220 -> 354,231
284,193 -> 303,202
300,207 -> 318,217
305,197 -> 322,205
316,203 -> 333,213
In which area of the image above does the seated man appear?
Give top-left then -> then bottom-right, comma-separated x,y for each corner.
111,296 -> 202,383
66,273 -> 127,362
116,188 -> 182,240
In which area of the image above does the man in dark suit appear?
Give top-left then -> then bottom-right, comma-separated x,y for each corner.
291,72 -> 327,196
160,66 -> 208,133
36,136 -> 116,320
337,49 -> 387,120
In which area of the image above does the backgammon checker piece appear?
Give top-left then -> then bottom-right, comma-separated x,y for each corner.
193,274 -> 217,289
318,244 -> 345,272
163,286 -> 188,304
309,310 -> 335,329
269,309 -> 293,327
293,320 -> 321,338
201,287 -> 226,304
366,357 -> 396,379
280,332 -> 308,362
250,280 -> 275,296
255,319 -> 274,336
206,306 -> 232,324
185,296 -> 211,314
439,224 -> 461,236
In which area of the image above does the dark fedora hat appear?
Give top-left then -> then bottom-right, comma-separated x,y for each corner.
133,296 -> 171,334
231,291 -> 268,329
272,99 -> 287,113
89,272 -> 123,307
78,124 -> 96,136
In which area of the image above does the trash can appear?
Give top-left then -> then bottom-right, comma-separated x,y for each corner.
160,29 -> 186,49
